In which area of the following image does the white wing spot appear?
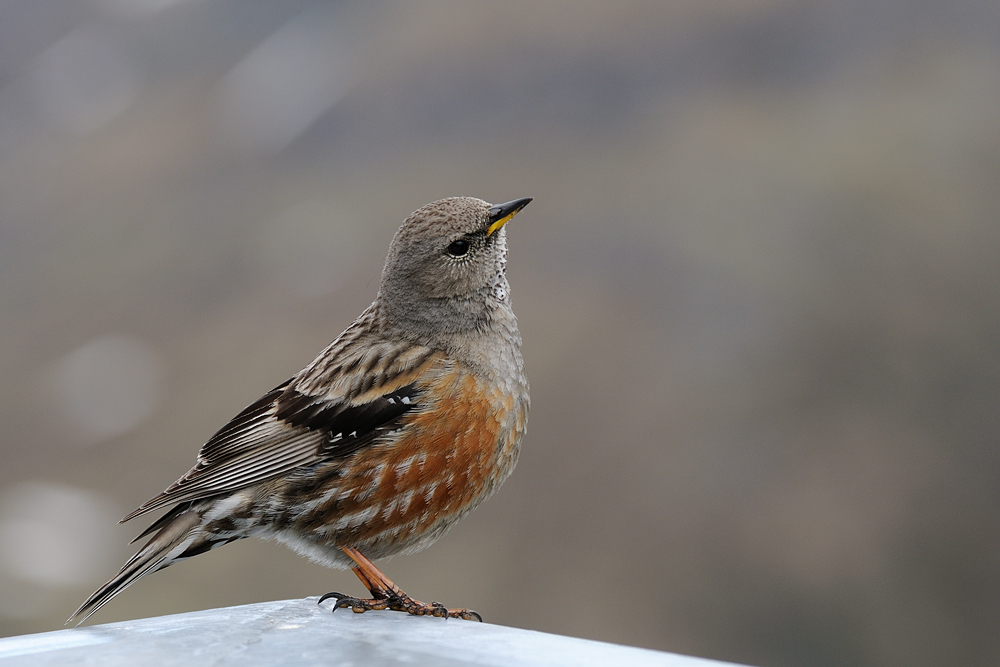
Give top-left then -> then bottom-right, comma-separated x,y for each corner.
355,478 -> 379,501
336,506 -> 378,530
395,456 -> 414,477
398,489 -> 414,513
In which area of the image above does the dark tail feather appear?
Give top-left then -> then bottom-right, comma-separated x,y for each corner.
69,507 -> 204,625
128,502 -> 192,545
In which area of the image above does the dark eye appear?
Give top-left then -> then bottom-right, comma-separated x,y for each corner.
446,239 -> 470,257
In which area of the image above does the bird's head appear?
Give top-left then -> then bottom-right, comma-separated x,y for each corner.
376,196 -> 531,340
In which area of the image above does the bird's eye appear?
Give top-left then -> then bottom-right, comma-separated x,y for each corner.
446,239 -> 470,257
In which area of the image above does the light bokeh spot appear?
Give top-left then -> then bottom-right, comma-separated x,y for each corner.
30,26 -> 143,135
0,482 -> 120,589
48,334 -> 165,443
214,9 -> 355,153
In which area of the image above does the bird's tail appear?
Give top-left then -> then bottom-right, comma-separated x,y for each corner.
69,503 -> 215,625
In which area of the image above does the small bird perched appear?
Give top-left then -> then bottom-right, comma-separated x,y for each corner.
72,196 -> 531,624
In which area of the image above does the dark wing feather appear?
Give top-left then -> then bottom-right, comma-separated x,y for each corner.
121,340 -> 439,524
276,383 -> 421,459
198,381 -> 292,461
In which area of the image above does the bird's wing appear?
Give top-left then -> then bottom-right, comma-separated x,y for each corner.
121,335 -> 443,523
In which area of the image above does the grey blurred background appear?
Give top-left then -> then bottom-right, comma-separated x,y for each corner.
0,1 -> 998,666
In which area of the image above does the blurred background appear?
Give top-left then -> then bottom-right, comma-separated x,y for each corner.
0,1 -> 998,666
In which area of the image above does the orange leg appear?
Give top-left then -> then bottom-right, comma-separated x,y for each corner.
317,546 -> 482,621
343,546 -> 401,599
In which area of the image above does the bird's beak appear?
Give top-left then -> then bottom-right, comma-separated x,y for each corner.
487,198 -> 532,237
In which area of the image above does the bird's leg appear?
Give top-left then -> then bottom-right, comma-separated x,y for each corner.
348,560 -> 392,600
318,546 -> 482,621
345,546 -> 399,600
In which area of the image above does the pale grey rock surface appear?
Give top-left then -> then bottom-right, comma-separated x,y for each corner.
0,598 -> 750,667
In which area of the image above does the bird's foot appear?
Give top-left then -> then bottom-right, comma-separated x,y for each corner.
318,590 -> 482,621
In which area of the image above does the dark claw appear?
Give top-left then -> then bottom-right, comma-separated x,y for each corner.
318,591 -> 346,606
332,597 -> 361,613
318,591 -> 363,614
430,601 -> 448,618
465,610 -> 483,622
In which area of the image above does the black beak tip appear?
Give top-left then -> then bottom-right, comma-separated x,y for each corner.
489,197 -> 533,223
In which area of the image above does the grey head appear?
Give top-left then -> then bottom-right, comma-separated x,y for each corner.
374,196 -> 531,347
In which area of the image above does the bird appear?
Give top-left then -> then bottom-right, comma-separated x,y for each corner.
71,196 -> 531,624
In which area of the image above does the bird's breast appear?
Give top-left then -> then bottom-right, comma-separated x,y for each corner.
282,363 -> 528,557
